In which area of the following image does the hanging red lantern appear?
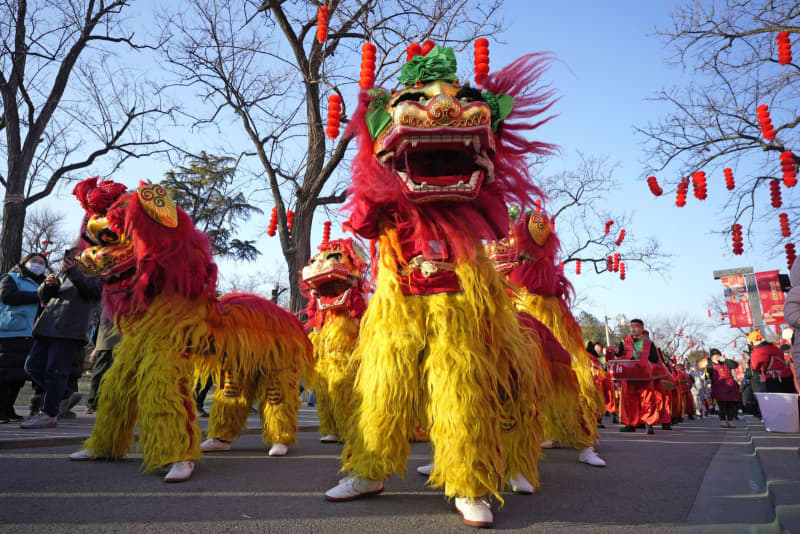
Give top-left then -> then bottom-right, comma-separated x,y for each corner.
326,94 -> 342,140
707,309 -> 711,318
613,252 -> 620,272
770,178 -> 783,208
267,206 -> 278,237
676,177 -> 689,207
316,6 -> 330,43
359,43 -> 377,89
604,220 -> 614,234
286,210 -> 294,232
646,176 -> 663,196
786,242 -> 796,269
421,39 -> 435,55
780,151 -> 797,187
406,42 -> 422,62
692,171 -> 707,200
619,262 -> 626,280
780,212 -> 791,237
474,38 -> 490,85
724,168 -> 735,190
615,229 -> 626,247
777,31 -> 792,65
757,104 -> 777,140
535,199 -> 541,213
734,339 -> 737,348
607,255 -> 613,271
731,223 -> 743,255
575,260 -> 581,275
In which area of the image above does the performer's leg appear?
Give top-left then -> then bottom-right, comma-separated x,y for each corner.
619,381 -> 640,427
259,367 -> 301,447
82,346 -> 140,459
206,369 -> 255,443
639,382 -> 660,427
136,351 -> 202,470
315,372 -> 337,437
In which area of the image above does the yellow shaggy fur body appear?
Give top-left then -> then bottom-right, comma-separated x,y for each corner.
515,289 -> 604,445
342,234 -> 546,500
310,314 -> 360,439
85,294 -> 312,468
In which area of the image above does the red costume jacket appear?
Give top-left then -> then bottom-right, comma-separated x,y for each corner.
750,342 -> 793,380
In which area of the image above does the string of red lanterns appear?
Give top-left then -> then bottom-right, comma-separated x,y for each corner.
724,168 -> 735,190
786,243 -> 796,269
676,177 -> 689,207
604,220 -> 614,234
757,104 -> 777,140
780,213 -> 791,237
770,178 -> 783,208
359,43 -> 377,89
780,151 -> 797,187
619,262 -> 626,280
575,259 -> 581,275
267,207 -> 278,237
607,255 -> 613,271
691,171 -> 707,200
646,175 -> 663,196
326,94 -> 342,140
613,252 -> 620,272
316,6 -> 330,43
615,229 -> 626,246
286,210 -> 294,236
731,223 -> 743,255
777,31 -> 792,65
322,220 -> 331,244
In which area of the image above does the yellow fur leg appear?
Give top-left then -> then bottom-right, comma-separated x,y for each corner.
83,342 -> 139,459
312,314 -> 359,439
206,370 -> 255,443
259,369 -> 301,446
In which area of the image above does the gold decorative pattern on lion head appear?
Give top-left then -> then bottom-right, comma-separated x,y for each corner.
301,238 -> 368,312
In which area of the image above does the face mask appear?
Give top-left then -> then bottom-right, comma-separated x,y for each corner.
26,262 -> 46,276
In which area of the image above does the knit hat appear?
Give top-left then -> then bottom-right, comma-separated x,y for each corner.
709,348 -> 722,357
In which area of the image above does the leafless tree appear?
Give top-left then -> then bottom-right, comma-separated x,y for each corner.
21,208 -> 71,259
0,0 -> 175,274
537,151 -> 669,277
159,0 -> 504,311
645,312 -> 708,361
638,0 -> 800,259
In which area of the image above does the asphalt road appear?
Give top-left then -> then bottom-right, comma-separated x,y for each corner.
0,417 -> 732,533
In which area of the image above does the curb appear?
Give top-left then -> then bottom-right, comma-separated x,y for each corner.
0,424 -> 320,450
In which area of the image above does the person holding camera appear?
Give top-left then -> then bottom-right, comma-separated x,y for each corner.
21,242 -> 102,428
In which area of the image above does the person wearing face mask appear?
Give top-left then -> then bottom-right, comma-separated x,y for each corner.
704,348 -> 741,428
0,253 -> 49,423
21,241 -> 102,429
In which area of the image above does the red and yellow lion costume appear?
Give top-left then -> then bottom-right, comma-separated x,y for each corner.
301,238 -> 369,442
334,45 -> 556,503
71,178 -> 312,474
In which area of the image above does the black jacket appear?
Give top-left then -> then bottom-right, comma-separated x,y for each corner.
32,265 -> 102,342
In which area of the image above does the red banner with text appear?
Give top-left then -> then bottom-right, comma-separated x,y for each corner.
755,270 -> 786,325
721,274 -> 753,328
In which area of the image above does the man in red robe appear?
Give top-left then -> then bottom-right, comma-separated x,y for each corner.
614,319 -> 660,434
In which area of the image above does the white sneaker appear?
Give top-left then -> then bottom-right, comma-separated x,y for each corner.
541,440 -> 560,449
200,438 -> 231,452
320,434 -> 339,443
20,412 -> 57,429
325,476 -> 384,501
509,472 -> 534,494
164,461 -> 194,482
268,443 -> 288,456
578,447 -> 606,467
69,449 -> 106,461
416,463 -> 434,476
455,497 -> 493,528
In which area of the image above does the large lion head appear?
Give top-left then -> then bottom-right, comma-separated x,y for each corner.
345,43 -> 557,257
72,177 -> 217,317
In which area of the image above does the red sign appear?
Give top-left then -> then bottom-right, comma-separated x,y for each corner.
721,274 -> 753,327
755,270 -> 786,325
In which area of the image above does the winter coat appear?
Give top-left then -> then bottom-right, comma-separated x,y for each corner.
784,259 -> 800,389
750,342 -> 793,380
0,265 -> 45,382
32,265 -> 102,342
708,359 -> 742,402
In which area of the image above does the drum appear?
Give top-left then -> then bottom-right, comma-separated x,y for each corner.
607,358 -> 653,381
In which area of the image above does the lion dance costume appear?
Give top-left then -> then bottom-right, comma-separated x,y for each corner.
301,238 -> 368,443
68,178 -> 312,481
324,43 -> 557,527
489,211 -> 606,467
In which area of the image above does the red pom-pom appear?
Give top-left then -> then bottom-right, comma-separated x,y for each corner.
406,42 -> 422,62
421,40 -> 435,55
322,220 -> 331,244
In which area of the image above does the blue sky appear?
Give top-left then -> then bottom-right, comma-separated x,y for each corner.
33,0 -> 787,354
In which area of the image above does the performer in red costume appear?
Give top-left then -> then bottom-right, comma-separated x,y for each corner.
645,330 -> 672,431
612,319 -> 659,434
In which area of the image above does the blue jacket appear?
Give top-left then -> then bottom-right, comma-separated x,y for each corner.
0,271 -> 41,338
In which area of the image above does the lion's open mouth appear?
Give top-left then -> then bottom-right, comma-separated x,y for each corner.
378,131 -> 494,201
312,279 -> 353,311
